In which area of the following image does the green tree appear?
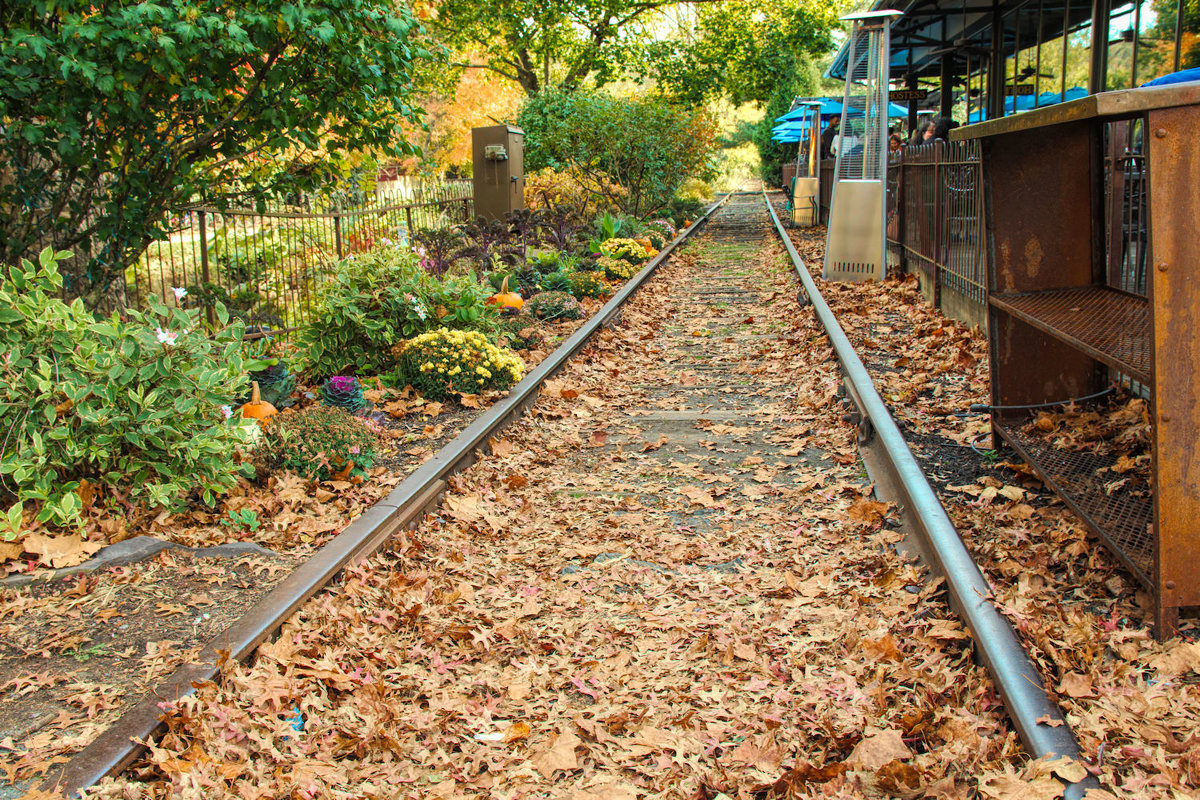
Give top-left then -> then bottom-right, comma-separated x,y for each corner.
432,0 -> 714,96
0,0 -> 432,309
753,59 -> 821,186
643,0 -> 838,106
518,89 -> 720,216
1151,0 -> 1200,70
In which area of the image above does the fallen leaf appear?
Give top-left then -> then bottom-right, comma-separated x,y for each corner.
502,721 -> 531,743
1057,672 -> 1097,698
21,533 -> 104,568
847,728 -> 912,771
531,730 -> 581,778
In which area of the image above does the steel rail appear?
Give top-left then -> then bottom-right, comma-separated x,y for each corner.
43,196 -> 730,798
764,191 -> 1099,799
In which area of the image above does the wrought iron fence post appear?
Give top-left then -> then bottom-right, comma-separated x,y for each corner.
198,210 -> 215,329
405,206 -> 415,238
334,212 -> 344,259
933,142 -> 943,308
896,160 -> 907,274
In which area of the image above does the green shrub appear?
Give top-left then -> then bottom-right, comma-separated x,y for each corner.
423,270 -> 498,331
493,313 -> 544,350
526,291 -> 585,321
667,194 -> 706,227
394,328 -> 524,401
539,270 -> 572,293
596,256 -> 636,281
0,249 -> 260,534
600,238 -> 649,265
573,255 -> 602,273
531,251 -> 561,274
295,246 -> 427,379
568,270 -> 609,299
263,405 -> 380,483
297,248 -> 497,380
518,88 -> 720,217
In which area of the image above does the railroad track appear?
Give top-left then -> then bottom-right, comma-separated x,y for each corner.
45,191 -> 1097,798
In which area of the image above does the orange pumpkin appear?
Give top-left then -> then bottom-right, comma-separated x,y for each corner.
634,237 -> 654,255
487,277 -> 524,311
240,381 -> 277,423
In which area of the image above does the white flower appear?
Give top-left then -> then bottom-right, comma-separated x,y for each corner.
219,405 -> 233,419
155,327 -> 179,346
414,302 -> 427,321
171,287 -> 187,300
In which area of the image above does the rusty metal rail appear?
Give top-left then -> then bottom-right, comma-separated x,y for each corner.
764,189 -> 1099,799
43,198 -> 730,798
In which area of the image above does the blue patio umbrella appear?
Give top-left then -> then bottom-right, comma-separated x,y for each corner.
775,98 -> 908,125
1141,67 -> 1200,86
966,87 -> 1089,123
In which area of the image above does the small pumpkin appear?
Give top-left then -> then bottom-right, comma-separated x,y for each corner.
634,237 -> 654,255
487,276 -> 524,311
240,381 -> 278,424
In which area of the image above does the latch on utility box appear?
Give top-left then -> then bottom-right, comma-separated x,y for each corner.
484,145 -> 508,161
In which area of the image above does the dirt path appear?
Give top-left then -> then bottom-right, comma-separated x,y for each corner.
89,196 -> 1020,799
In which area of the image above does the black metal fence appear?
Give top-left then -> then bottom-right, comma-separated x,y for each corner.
130,179 -> 473,334
888,140 -> 988,325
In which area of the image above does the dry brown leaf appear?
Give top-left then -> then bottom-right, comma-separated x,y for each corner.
978,773 -> 1063,800
1147,641 -> 1200,677
531,730 -> 581,779
502,721 -> 531,743
641,434 -> 668,452
21,532 -> 104,568
847,728 -> 912,772
1056,672 -> 1097,698
848,498 -> 889,525
731,734 -> 783,772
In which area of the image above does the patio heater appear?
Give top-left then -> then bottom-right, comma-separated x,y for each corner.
824,10 -> 901,282
791,101 -> 823,227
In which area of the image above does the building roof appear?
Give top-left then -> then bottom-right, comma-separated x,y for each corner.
826,0 -> 1094,81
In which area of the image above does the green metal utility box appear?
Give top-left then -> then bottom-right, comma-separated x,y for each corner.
472,125 -> 524,221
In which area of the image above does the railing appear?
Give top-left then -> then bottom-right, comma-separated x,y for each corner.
888,140 -> 988,326
129,180 -> 473,335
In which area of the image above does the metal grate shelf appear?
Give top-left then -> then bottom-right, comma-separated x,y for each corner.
990,286 -> 1151,384
995,418 -> 1154,586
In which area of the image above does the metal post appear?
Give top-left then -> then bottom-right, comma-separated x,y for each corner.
1174,0 -> 1184,71
939,56 -> 953,118
1061,0 -> 1071,101
1131,0 -> 1141,86
907,73 -> 919,132
334,212 -> 344,259
405,206 -> 414,238
933,142 -> 943,306
1089,0 -> 1110,93
1035,0 -> 1046,105
198,210 -> 214,329
989,0 -> 1006,119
